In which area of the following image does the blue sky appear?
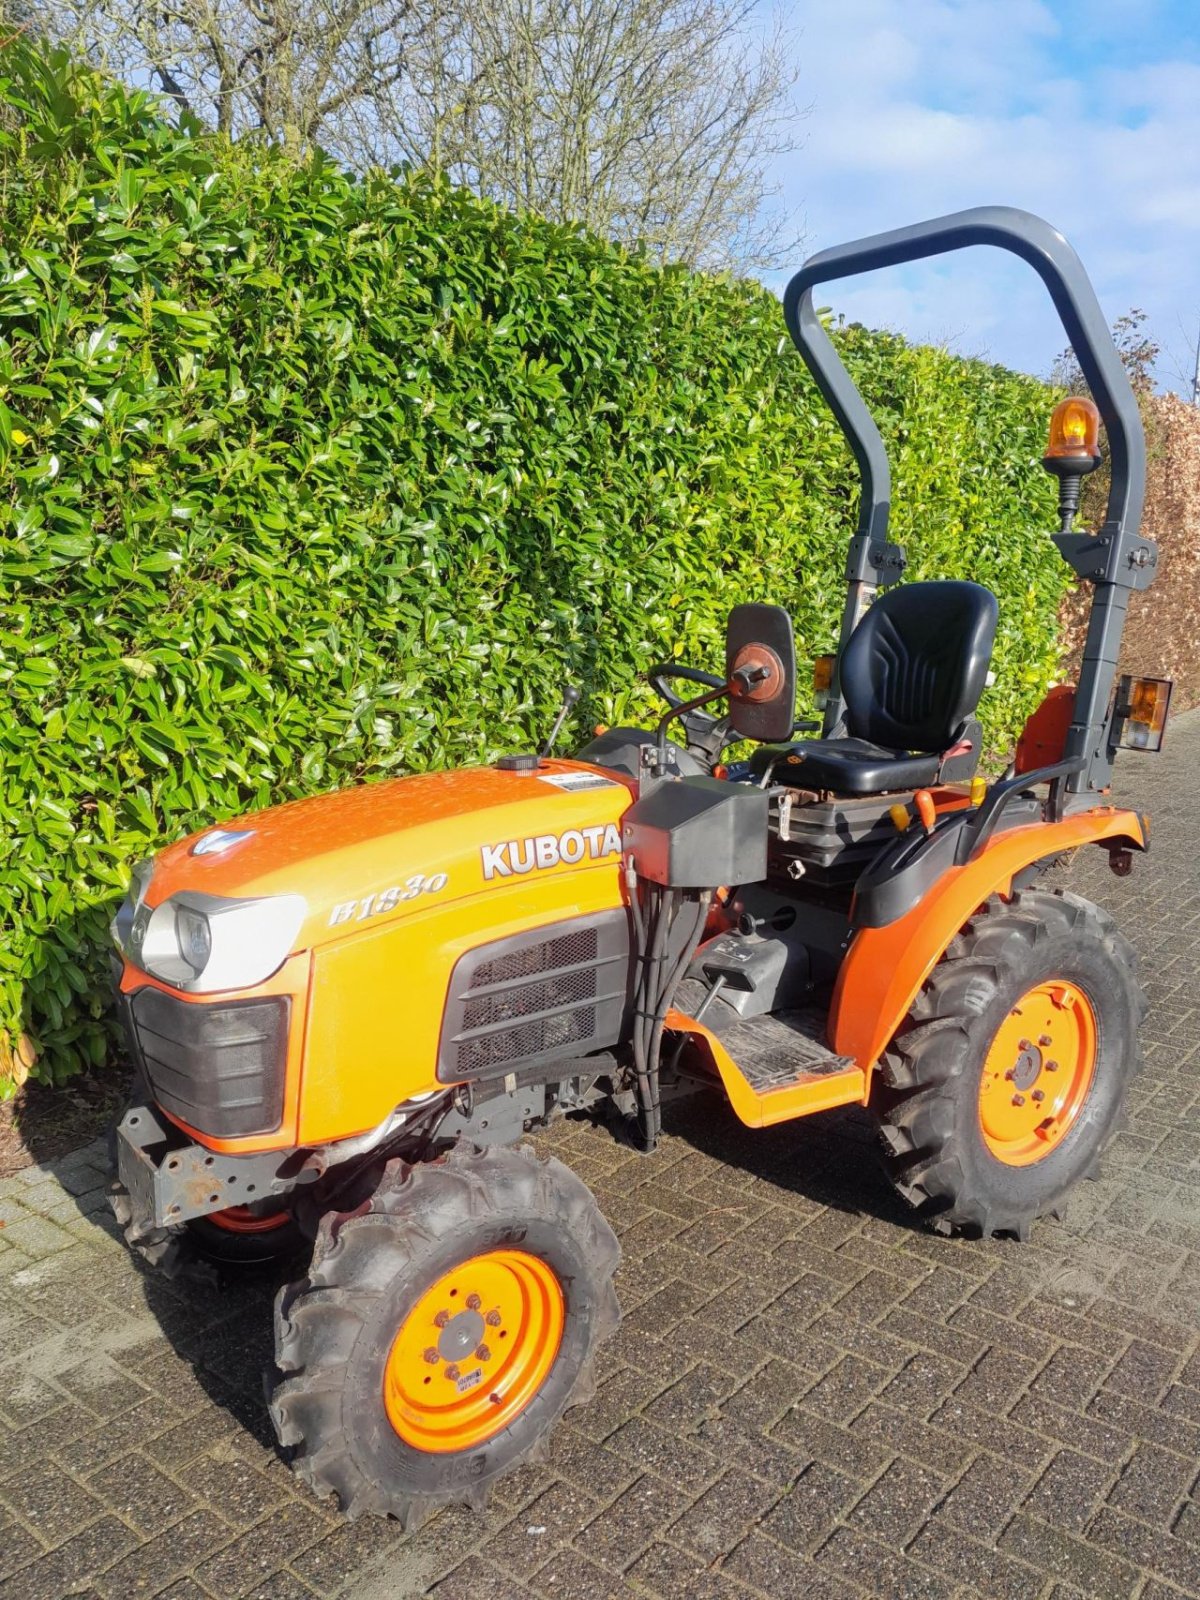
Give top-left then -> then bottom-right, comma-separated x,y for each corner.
766,0 -> 1200,390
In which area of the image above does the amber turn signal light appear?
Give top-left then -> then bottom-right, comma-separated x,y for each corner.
1044,396 -> 1101,467
888,802 -> 910,833
1115,674 -> 1172,752
813,653 -> 836,711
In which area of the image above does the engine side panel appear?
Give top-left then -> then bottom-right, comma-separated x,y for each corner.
298,863 -> 628,1144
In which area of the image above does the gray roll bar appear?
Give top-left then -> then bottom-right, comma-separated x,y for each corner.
782,205 -> 1155,798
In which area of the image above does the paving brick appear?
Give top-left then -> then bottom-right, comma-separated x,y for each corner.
928,1397 -> 1050,1471
578,1475 -> 691,1570
760,1461 -> 858,1553
723,1532 -> 861,1600
1102,1339 -> 1183,1402
604,1416 -> 721,1492
1023,1448 -> 1115,1534
1007,1392 -> 1131,1464
89,1451 -> 200,1537
1027,1344 -> 1113,1411
432,1555 -> 535,1600
527,1547 -> 625,1600
0,1518 -> 43,1582
814,1525 -> 957,1600
0,1515 -> 139,1600
624,1539 -> 745,1599
907,1517 -> 1045,1600
1087,1506 -> 1200,1593
0,1461 -> 106,1544
1088,1387 -> 1200,1459
771,1404 -> 890,1481
998,1513 -> 1140,1600
1107,1441 -> 1195,1527
800,1354 -> 890,1424
882,1351 -> 970,1416
486,1481 -> 603,1579
668,1468 -> 780,1557
95,1508 -> 235,1599
694,1415 -> 805,1491
847,1457 -> 948,1547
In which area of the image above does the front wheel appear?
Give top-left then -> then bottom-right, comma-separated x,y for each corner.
873,888 -> 1145,1239
268,1142 -> 620,1527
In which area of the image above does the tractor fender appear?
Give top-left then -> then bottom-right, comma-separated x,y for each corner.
829,806 -> 1146,1091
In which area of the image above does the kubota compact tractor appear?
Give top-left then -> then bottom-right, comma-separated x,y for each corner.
110,207 -> 1169,1526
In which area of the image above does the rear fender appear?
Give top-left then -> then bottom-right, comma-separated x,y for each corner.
830,807 -> 1146,1090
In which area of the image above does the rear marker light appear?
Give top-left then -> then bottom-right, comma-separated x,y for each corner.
1114,675 -> 1172,752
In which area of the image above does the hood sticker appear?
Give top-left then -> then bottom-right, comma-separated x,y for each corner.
538,770 -> 620,792
481,824 -> 621,881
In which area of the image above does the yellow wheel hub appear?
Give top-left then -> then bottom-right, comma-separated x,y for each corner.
979,980 -> 1097,1166
383,1249 -> 564,1453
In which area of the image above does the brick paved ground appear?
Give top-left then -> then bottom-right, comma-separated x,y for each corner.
2,711 -> 1199,1600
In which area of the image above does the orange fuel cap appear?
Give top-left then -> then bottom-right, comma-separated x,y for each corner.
914,789 -> 937,834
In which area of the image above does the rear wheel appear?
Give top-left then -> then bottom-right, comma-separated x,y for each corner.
873,887 -> 1145,1239
268,1142 -> 620,1527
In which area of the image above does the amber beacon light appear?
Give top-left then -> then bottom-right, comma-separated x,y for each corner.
1041,395 -> 1102,532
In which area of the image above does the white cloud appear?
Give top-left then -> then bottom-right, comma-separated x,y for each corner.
765,0 -> 1200,388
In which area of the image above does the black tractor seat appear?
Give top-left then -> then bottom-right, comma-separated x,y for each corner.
750,580 -> 999,796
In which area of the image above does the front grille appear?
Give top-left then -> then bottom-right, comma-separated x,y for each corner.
439,911 -> 630,1083
473,928 -> 597,987
126,987 -> 290,1139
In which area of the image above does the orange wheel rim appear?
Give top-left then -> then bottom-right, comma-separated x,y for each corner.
383,1249 -> 564,1454
979,980 -> 1098,1166
207,1204 -> 291,1235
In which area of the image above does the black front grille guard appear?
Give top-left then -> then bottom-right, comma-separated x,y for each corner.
782,205 -> 1157,800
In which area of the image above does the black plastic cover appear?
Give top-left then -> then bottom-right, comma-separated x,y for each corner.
623,776 -> 768,888
127,987 -> 290,1138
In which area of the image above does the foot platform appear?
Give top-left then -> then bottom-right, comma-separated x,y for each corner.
669,984 -> 865,1127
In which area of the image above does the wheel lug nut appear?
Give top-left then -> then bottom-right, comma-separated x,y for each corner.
1032,1090 -> 1045,1103
1012,1094 -> 1026,1107
1004,1068 -> 1016,1081
434,1310 -> 450,1328
1039,1034 -> 1053,1047
1018,1039 -> 1031,1051
466,1293 -> 482,1311
444,1364 -> 461,1382
423,1347 -> 439,1364
1045,1060 -> 1059,1072
485,1310 -> 502,1327
475,1344 -> 491,1361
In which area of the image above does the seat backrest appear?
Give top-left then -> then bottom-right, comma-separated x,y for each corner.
840,580 -> 998,753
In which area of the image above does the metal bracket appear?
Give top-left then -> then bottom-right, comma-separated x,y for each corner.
115,1103 -> 317,1236
438,1082 -> 547,1146
1052,528 -> 1159,589
846,533 -> 906,587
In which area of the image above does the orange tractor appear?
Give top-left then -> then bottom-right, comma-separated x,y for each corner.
110,207 -> 1169,1524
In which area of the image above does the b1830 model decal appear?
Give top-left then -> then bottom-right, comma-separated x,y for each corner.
481,825 -> 622,882
329,874 -> 449,927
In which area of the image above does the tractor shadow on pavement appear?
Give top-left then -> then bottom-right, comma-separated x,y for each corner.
656,1086 -> 923,1232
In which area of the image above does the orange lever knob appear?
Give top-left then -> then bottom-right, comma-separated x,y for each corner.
914,789 -> 937,834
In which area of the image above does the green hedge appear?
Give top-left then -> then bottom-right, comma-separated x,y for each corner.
0,41 -> 1064,1089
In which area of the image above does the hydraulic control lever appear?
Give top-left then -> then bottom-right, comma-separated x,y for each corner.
541,684 -> 581,758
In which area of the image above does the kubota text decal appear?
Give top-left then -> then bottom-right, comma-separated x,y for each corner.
480,825 -> 622,881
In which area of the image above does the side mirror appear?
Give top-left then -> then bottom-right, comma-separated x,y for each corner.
725,603 -> 797,743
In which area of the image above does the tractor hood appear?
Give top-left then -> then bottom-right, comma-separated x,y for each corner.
132,760 -> 633,965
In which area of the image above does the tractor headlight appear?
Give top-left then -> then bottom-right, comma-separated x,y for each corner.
115,886 -> 306,994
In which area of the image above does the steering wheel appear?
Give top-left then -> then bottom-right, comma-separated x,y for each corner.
647,663 -> 725,711
646,663 -> 730,767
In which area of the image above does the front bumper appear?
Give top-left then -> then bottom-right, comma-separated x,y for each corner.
113,1102 -> 316,1239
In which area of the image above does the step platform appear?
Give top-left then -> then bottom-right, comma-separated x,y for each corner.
669,980 -> 866,1127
